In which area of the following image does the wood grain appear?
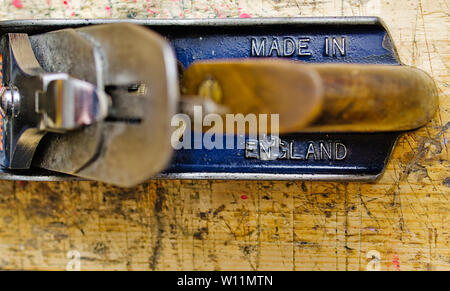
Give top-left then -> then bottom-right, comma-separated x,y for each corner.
0,0 -> 447,271
182,59 -> 323,134
183,60 -> 439,133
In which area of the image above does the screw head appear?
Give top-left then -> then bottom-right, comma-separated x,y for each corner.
0,87 -> 20,117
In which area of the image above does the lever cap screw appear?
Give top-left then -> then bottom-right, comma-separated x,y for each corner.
0,87 -> 21,118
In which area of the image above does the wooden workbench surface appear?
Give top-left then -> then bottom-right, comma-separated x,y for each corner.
0,0 -> 447,271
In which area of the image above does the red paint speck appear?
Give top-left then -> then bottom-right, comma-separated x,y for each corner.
239,13 -> 251,18
105,5 -> 112,16
392,254 -> 400,271
63,0 -> 68,5
241,195 -> 248,200
17,181 -> 27,187
12,0 -> 23,8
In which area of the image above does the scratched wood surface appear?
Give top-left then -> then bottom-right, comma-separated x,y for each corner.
0,0 -> 447,271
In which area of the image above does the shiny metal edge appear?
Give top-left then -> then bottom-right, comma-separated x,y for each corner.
0,16 -> 385,30
0,171 -> 79,181
0,169 -> 380,182
154,172 -> 380,182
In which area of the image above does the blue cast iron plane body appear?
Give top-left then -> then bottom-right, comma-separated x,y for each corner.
0,17 -> 402,181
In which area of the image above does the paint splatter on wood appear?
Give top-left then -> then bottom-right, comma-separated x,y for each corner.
12,0 -> 23,9
0,0 -> 447,271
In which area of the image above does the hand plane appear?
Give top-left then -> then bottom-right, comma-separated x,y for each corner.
0,17 -> 438,187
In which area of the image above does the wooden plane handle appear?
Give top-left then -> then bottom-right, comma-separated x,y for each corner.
181,59 -> 438,133
304,63 -> 438,132
181,59 -> 323,134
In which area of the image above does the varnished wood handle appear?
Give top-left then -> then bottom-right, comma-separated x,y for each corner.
182,59 -> 438,133
181,59 -> 323,134
303,63 -> 438,132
